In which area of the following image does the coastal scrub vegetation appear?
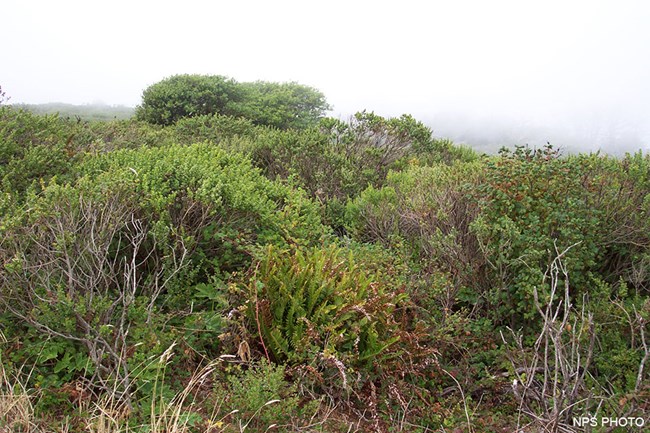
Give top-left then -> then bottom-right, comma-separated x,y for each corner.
1,77 -> 648,432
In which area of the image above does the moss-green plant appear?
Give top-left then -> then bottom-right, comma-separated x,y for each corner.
214,360 -> 320,433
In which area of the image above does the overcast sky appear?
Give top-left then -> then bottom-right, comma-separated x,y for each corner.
3,0 -> 649,152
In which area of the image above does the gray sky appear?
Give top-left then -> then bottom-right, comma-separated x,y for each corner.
3,0 -> 650,152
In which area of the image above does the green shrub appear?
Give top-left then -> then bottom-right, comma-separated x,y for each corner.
587,280 -> 649,395
135,74 -> 243,126
214,360 -> 320,433
473,146 -> 650,328
135,74 -> 330,129
0,107 -> 80,201
471,145 -> 603,327
173,113 -> 258,145
246,127 -> 342,194
412,137 -> 480,165
320,112 -> 432,187
347,161 -> 485,310
82,118 -> 175,151
0,142 -> 328,414
234,81 -> 330,130
242,112 -> 460,217
0,108 -> 180,207
79,142 -> 327,262
581,150 -> 650,292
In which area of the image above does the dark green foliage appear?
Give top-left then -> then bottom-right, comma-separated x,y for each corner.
135,74 -> 243,126
474,145 -> 650,327
585,280 -> 649,395
346,146 -> 650,422
0,108 -> 79,201
235,81 -> 330,129
472,145 -> 602,326
173,113 -> 258,145
135,74 -> 329,129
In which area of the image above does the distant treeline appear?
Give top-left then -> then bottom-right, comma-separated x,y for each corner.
11,102 -> 135,121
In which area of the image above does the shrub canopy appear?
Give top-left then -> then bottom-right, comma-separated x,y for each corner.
136,74 -> 330,129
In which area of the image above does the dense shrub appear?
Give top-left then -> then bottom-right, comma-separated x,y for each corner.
0,108 -> 81,201
136,74 -> 330,129
82,118 -> 175,151
347,161 -> 486,311
1,142 -> 327,410
346,149 -> 650,414
245,127 -> 344,196
235,81 -> 330,130
236,112 -> 474,235
471,146 -> 602,326
0,109 -> 179,209
241,242 -> 436,419
581,150 -> 650,291
173,113 -> 258,145
78,142 -> 327,254
135,74 -> 243,126
320,111 -> 433,184
473,146 -> 650,327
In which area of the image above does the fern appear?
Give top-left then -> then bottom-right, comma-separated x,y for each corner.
248,244 -> 404,366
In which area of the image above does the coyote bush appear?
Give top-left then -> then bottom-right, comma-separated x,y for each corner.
0,142 -> 327,411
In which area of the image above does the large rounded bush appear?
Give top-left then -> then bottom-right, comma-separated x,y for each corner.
136,74 -> 330,129
135,74 -> 242,126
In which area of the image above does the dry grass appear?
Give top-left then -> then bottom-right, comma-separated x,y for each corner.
0,329 -> 40,433
0,338 -> 346,433
1,361 -> 37,432
81,343 -> 218,433
0,342 -> 215,433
